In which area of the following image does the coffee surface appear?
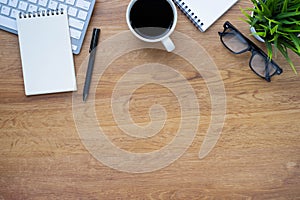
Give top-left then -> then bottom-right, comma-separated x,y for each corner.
129,0 -> 174,39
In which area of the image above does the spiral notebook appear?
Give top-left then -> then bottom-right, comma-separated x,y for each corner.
173,0 -> 238,32
16,10 -> 77,96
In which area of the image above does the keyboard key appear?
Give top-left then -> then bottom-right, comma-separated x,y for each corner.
1,5 -> 11,15
69,17 -> 84,30
72,45 -> 78,51
58,3 -> 67,12
8,0 -> 18,8
48,0 -> 58,10
76,0 -> 90,10
70,27 -> 81,39
0,15 -> 17,31
38,0 -> 48,7
0,0 -> 8,4
68,6 -> 77,17
66,0 -> 75,5
38,7 -> 46,12
18,1 -> 28,11
10,8 -> 18,18
78,10 -> 87,20
28,4 -> 38,12
28,0 -> 37,3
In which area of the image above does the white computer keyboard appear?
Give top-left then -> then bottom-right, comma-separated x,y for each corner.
0,0 -> 96,54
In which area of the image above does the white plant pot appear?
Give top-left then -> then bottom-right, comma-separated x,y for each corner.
250,26 -> 265,43
250,10 -> 265,43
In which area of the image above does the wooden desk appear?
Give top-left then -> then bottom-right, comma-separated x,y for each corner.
1,0 -> 299,198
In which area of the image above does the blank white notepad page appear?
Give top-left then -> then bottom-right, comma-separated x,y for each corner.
17,11 -> 77,96
174,0 -> 238,31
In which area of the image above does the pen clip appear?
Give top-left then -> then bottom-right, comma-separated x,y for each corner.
89,28 -> 101,53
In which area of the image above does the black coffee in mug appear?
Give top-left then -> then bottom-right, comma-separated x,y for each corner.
129,0 -> 174,39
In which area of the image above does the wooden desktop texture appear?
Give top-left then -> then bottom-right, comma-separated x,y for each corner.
0,0 -> 300,199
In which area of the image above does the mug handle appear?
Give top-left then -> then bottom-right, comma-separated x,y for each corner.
161,37 -> 175,52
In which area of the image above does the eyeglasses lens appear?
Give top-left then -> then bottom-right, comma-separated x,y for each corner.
222,28 -> 249,53
250,53 -> 277,77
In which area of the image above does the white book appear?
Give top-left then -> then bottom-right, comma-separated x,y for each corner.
173,0 -> 239,32
17,10 -> 77,96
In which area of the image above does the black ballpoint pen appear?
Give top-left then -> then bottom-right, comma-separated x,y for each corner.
83,28 -> 101,101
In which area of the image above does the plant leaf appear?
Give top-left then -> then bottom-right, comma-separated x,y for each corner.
282,0 -> 289,13
277,43 -> 298,74
270,24 -> 279,35
276,11 -> 300,19
280,18 -> 300,25
289,33 -> 300,53
265,40 -> 273,60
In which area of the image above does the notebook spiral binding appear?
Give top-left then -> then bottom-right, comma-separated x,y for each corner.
19,9 -> 65,19
173,0 -> 204,30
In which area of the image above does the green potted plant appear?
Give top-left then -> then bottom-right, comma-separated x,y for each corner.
241,0 -> 300,74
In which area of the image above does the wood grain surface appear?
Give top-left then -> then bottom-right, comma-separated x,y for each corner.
1,0 -> 300,199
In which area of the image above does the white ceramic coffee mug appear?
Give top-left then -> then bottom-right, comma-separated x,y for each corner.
126,0 -> 177,52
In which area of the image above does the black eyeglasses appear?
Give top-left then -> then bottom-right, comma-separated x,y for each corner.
218,21 -> 283,82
